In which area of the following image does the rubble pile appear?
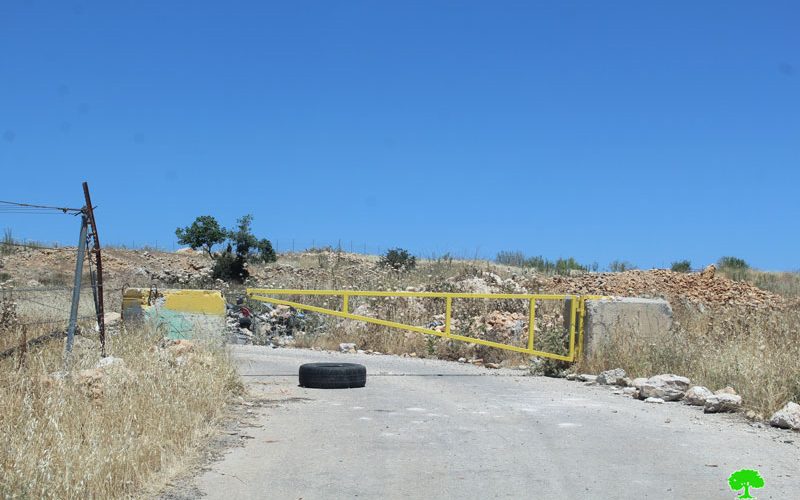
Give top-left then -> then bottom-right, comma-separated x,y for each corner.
225,302 -> 323,347
469,311 -> 527,343
126,251 -> 213,285
544,269 -> 784,309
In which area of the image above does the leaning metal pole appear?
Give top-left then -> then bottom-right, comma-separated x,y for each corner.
83,181 -> 106,356
65,214 -> 88,354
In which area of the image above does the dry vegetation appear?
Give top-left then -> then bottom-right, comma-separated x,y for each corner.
243,250 -> 800,417
0,325 -> 242,499
576,302 -> 800,417
1,243 -> 798,485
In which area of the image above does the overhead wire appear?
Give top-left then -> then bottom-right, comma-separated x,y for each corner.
0,200 -> 83,213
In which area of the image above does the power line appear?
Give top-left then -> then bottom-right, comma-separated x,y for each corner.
0,200 -> 82,213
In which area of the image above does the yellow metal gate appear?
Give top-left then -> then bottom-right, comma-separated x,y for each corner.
247,289 -> 603,362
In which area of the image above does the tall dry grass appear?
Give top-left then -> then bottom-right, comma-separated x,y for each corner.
0,326 -> 242,499
577,302 -> 800,416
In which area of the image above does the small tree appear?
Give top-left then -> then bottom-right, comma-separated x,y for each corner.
728,469 -> 764,499
175,216 -> 226,257
254,238 -> 277,263
670,260 -> 692,273
226,215 -> 277,264
379,248 -> 416,271
211,214 -> 278,281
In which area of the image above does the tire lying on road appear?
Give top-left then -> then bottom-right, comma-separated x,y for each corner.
299,362 -> 367,389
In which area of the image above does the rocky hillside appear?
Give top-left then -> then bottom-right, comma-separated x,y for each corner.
0,246 -> 790,310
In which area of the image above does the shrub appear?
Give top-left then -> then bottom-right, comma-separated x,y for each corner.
670,260 -> 692,273
495,251 -> 588,275
554,257 -> 587,276
496,251 -> 527,267
718,256 -> 749,270
608,260 -> 636,272
718,256 -> 750,281
379,248 -> 416,271
212,247 -> 247,282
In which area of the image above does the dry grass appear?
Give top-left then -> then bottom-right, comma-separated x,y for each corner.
577,302 -> 800,417
0,326 -> 242,499
254,251 -> 800,416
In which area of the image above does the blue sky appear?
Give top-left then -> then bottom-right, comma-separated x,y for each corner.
1,1 -> 798,270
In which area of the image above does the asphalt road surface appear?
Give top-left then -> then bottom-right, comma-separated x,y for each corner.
186,346 -> 799,499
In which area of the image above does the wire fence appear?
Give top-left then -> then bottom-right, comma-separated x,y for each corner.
0,285 -> 126,355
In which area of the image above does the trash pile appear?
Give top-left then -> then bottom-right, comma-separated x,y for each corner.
225,299 -> 324,347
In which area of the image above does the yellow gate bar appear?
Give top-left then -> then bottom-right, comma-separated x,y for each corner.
248,288 -> 569,300
245,288 -> 601,362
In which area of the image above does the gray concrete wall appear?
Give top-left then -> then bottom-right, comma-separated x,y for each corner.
583,297 -> 673,355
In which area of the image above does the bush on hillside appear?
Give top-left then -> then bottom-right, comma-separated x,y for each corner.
670,260 -> 692,273
379,248 -> 416,271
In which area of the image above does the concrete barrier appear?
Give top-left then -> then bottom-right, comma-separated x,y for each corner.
122,288 -> 226,340
583,297 -> 673,355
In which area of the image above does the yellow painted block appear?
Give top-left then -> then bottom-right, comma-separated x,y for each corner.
162,289 -> 225,315
122,288 -> 149,308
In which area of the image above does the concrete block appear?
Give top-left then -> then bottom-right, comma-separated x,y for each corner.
583,297 -> 673,355
122,288 -> 225,341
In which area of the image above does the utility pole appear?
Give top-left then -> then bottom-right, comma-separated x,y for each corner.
65,215 -> 88,354
83,182 -> 107,357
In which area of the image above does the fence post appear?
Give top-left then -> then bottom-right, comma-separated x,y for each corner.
65,215 -> 88,354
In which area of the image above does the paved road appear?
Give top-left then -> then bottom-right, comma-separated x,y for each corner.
189,346 -> 799,499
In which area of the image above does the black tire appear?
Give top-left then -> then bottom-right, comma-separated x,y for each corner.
239,316 -> 252,329
299,362 -> 367,389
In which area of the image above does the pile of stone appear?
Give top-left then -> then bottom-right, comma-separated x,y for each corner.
570,369 -> 745,414
133,252 -> 213,285
547,268 -> 784,309
470,311 -> 526,343
570,368 -> 800,432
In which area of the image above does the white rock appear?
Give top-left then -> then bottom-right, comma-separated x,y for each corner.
714,386 -> 737,396
99,312 -> 120,328
96,356 -> 125,370
704,394 -> 742,413
645,397 -> 665,404
622,387 -> 638,397
339,343 -> 356,353
639,374 -> 691,401
597,368 -> 627,386
577,374 -> 597,383
684,386 -> 713,406
565,373 -> 578,381
769,402 -> 800,430
632,377 -> 648,389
